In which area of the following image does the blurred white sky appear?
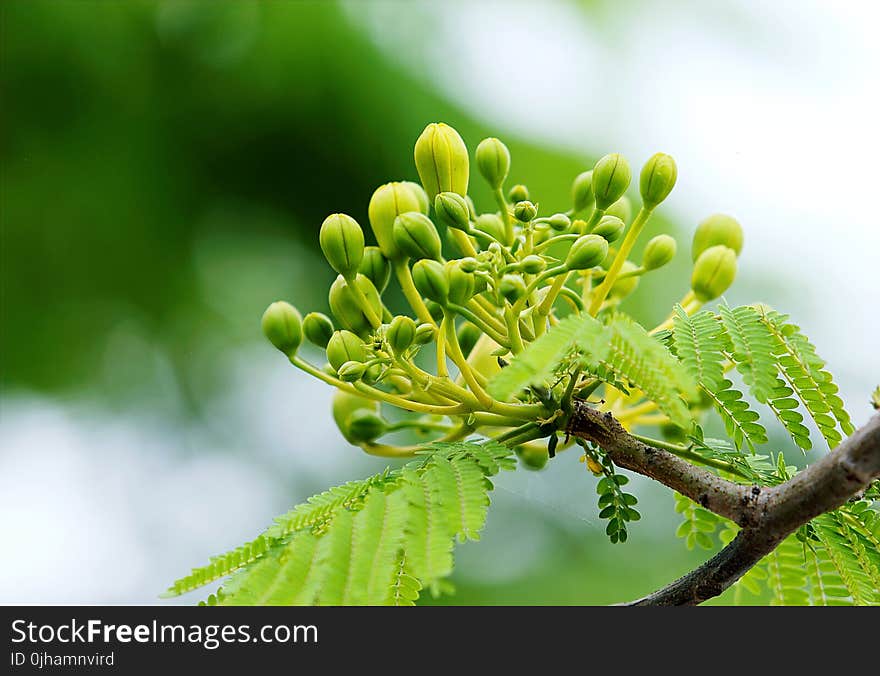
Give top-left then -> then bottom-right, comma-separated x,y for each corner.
2,0 -> 878,602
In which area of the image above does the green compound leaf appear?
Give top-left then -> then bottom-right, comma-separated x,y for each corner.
167,441 -> 514,606
487,312 -> 609,401
603,314 -> 697,429
719,304 -> 811,451
758,309 -> 854,448
671,306 -> 767,451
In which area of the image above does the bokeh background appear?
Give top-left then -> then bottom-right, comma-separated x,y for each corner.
1,0 -> 877,604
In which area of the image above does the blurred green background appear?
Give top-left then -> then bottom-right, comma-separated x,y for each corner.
2,0 -> 875,605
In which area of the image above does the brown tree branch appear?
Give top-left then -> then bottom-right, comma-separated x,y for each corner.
566,402 -> 880,606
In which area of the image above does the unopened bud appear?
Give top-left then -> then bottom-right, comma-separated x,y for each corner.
640,152 -> 677,209
326,330 -> 367,371
591,215 -> 625,243
609,261 -> 640,299
605,195 -> 632,225
332,389 -> 378,444
414,122 -> 469,200
592,153 -> 631,211
571,170 -> 595,213
691,245 -> 737,302
414,322 -> 435,345
434,192 -> 471,232
412,258 -> 449,305
692,214 -> 743,261
642,234 -> 677,270
261,301 -> 303,356
368,182 -> 423,259
319,213 -> 364,277
446,261 -> 476,305
513,200 -> 537,223
328,274 -> 383,336
547,213 -> 571,232
520,254 -> 546,274
500,274 -> 527,303
387,315 -> 417,353
473,213 -> 507,247
458,257 -> 479,273
475,137 -> 511,190
456,321 -> 481,357
508,184 -> 529,203
303,311 -> 334,348
359,246 -> 391,293
393,212 -> 442,260
402,181 -> 430,215
338,360 -> 367,382
565,234 -> 609,270
345,409 -> 387,443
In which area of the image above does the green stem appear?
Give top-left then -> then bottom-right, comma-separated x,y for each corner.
629,433 -> 750,480
393,258 -> 436,326
494,187 -> 513,245
588,206 -> 653,315
447,303 -> 511,347
343,273 -> 382,329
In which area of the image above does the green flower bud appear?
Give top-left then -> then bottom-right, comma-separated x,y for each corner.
516,444 -> 549,471
472,213 -> 507,247
692,214 -> 743,261
303,311 -> 334,348
609,261 -> 640,299
591,215 -> 625,243
592,153 -> 631,211
605,195 -> 632,225
500,274 -> 527,303
326,330 -> 366,371
520,254 -> 546,274
513,200 -> 537,223
346,409 -> 387,444
640,152 -> 677,209
691,245 -> 737,302
434,192 -> 471,232
414,122 -> 469,200
387,315 -> 417,353
359,246 -> 391,293
456,321 -> 481,357
446,261 -> 476,305
414,322 -> 435,345
332,389 -> 378,444
565,234 -> 609,270
642,234 -> 677,271
547,213 -> 571,232
319,213 -> 364,277
368,182 -> 423,259
475,137 -> 511,190
328,274 -> 383,336
402,181 -> 430,215
338,360 -> 367,383
412,258 -> 449,305
508,184 -> 529,203
392,212 -> 442,260
459,256 -> 479,273
261,301 -> 303,356
571,170 -> 595,213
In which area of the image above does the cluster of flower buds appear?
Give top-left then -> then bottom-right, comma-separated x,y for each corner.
261,122 -> 743,463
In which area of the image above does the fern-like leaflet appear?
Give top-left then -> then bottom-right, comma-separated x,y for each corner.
671,306 -> 767,451
758,309 -> 854,448
602,314 -> 697,429
165,441 -> 514,605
